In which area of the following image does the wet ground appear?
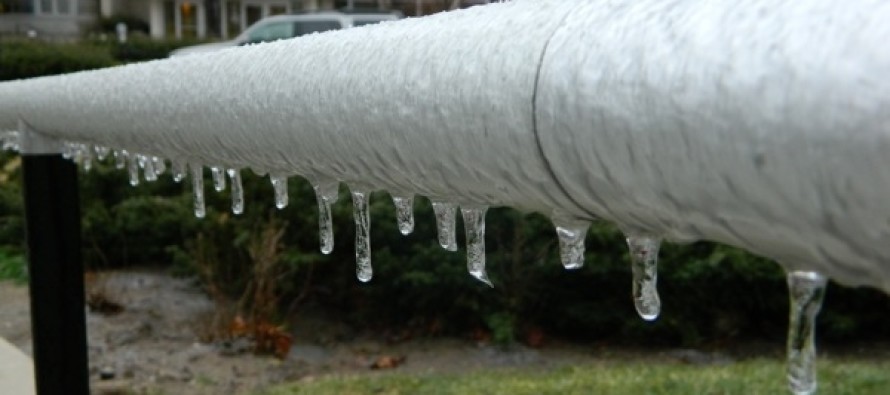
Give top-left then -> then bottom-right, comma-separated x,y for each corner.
1,269 -> 884,395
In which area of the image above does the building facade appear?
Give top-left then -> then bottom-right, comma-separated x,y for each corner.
0,0 -> 98,38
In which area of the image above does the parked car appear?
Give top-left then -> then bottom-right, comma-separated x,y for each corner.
170,11 -> 402,57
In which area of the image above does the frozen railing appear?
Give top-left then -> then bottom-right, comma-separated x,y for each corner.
1,0 -> 888,393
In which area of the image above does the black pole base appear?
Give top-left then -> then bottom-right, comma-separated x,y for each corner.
22,154 -> 89,395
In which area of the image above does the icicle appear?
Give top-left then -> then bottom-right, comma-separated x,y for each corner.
431,201 -> 458,251
79,145 -> 93,172
786,271 -> 827,395
461,205 -> 492,287
190,163 -> 205,218
127,154 -> 140,186
211,166 -> 226,192
626,234 -> 662,321
61,142 -> 74,159
227,169 -> 243,215
171,160 -> 187,182
312,180 -> 339,254
552,215 -> 590,270
152,157 -> 166,176
114,150 -> 127,169
1,131 -> 20,151
391,194 -> 415,235
94,146 -> 110,161
270,175 -> 288,209
136,154 -> 147,169
350,185 -> 372,282
143,156 -> 157,182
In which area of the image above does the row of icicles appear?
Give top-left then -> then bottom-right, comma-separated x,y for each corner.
0,132 -> 828,394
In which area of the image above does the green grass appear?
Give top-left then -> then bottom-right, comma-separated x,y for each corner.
257,358 -> 890,395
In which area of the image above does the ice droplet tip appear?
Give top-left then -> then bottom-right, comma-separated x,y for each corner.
563,262 -> 583,270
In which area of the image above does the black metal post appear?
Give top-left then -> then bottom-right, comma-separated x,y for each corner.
22,154 -> 90,395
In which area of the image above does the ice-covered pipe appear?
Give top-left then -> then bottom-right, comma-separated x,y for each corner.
0,0 -> 888,292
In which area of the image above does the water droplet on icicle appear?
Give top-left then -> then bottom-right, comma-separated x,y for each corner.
391,194 -> 414,235
227,169 -> 243,215
350,185 -> 372,282
61,142 -> 74,160
625,234 -> 662,321
461,205 -> 492,287
431,201 -> 458,251
75,144 -> 93,172
190,163 -> 205,218
211,166 -> 226,192
171,160 -> 187,182
552,215 -> 590,270
114,150 -> 127,170
312,180 -> 339,254
127,154 -> 140,186
152,157 -> 166,176
0,131 -> 20,151
94,146 -> 110,161
270,175 -> 288,209
143,156 -> 157,182
786,271 -> 827,395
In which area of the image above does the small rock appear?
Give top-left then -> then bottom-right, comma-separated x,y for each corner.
99,366 -> 116,380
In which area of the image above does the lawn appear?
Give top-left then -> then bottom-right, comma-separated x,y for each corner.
258,358 -> 890,395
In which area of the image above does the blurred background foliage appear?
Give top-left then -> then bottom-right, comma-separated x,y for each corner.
0,39 -> 888,348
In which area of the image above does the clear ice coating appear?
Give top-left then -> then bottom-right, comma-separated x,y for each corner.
625,234 -> 662,321
391,195 -> 415,235
350,185 -> 373,282
227,168 -> 243,215
190,163 -> 205,218
313,180 -> 340,254
552,215 -> 590,270
431,201 -> 458,251
171,160 -> 187,182
114,150 -> 127,170
461,205 -> 493,287
211,166 -> 226,192
127,154 -> 140,186
786,271 -> 828,395
94,146 -> 110,161
270,175 -> 288,209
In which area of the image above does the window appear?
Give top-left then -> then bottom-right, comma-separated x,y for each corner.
352,18 -> 387,27
35,0 -> 77,14
247,22 -> 294,43
0,0 -> 33,13
294,20 -> 341,36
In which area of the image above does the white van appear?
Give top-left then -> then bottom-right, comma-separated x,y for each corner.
170,11 -> 402,57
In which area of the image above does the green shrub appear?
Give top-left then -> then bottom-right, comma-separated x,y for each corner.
0,245 -> 26,284
0,39 -> 117,81
109,38 -> 209,62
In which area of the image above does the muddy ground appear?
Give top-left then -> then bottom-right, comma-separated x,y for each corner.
1,269 -> 881,395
